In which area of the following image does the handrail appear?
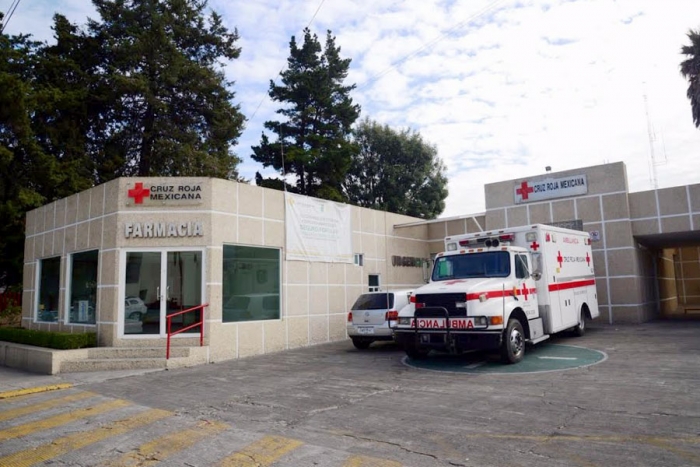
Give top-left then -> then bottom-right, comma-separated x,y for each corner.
166,303 -> 208,360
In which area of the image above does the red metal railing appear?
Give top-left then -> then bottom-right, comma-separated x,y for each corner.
166,303 -> 208,360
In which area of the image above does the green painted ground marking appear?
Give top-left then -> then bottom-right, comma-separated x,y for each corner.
403,343 -> 606,374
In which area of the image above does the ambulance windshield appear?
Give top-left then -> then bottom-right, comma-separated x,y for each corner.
432,251 -> 511,281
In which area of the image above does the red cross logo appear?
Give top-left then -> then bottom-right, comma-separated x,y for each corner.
556,251 -> 564,268
521,284 -> 529,300
128,182 -> 150,204
586,252 -> 591,267
516,181 -> 534,200
530,241 -> 540,251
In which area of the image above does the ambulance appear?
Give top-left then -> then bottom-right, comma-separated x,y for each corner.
392,224 -> 599,363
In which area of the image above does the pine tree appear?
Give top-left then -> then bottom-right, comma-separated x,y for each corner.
252,29 -> 360,201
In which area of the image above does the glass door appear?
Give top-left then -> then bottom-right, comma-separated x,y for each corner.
123,250 -> 203,336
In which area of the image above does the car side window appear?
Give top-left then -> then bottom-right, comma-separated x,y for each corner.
515,255 -> 529,279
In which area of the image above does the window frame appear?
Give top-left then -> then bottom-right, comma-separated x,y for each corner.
35,256 -> 62,324
65,249 -> 100,326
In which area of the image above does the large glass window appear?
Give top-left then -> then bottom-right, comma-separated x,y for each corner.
37,256 -> 61,322
432,251 -> 511,282
222,245 -> 280,323
68,250 -> 99,324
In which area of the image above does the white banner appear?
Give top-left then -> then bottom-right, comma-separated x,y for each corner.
285,193 -> 353,263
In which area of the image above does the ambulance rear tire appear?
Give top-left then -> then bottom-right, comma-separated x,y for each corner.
405,344 -> 430,360
573,310 -> 586,337
501,319 -> 525,364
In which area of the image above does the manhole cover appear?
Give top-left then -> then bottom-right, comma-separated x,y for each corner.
403,343 -> 606,374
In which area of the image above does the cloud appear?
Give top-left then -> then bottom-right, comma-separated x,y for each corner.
6,0 -> 700,219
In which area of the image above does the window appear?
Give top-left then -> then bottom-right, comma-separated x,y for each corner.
368,274 -> 380,292
432,252 -> 511,282
352,293 -> 394,310
222,245 -> 280,322
354,253 -> 364,266
515,254 -> 529,279
37,256 -> 61,322
68,250 -> 99,324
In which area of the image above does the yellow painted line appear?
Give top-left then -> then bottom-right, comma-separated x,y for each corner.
343,455 -> 402,467
0,408 -> 171,467
104,419 -> 229,467
0,398 -> 130,442
0,391 -> 95,423
0,384 -> 73,400
219,435 -> 303,467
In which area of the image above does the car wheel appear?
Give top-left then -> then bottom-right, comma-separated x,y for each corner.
573,309 -> 586,337
500,319 -> 525,364
404,344 -> 430,360
352,337 -> 372,350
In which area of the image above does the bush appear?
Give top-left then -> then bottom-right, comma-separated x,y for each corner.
0,304 -> 22,327
0,328 -> 97,350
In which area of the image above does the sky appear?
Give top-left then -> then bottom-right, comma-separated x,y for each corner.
3,0 -> 700,218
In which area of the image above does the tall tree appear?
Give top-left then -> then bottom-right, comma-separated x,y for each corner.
346,118 -> 448,219
86,0 -> 245,180
252,28 -> 360,202
681,28 -> 700,128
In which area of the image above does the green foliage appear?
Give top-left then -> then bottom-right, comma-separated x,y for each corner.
0,304 -> 21,327
346,118 -> 448,219
0,327 -> 97,349
681,29 -> 700,128
252,29 -> 360,202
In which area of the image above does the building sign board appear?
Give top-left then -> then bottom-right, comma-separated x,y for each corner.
514,175 -> 587,204
285,193 -> 352,263
124,221 -> 204,238
126,181 -> 204,206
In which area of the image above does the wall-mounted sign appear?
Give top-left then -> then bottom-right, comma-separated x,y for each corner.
124,221 -> 204,238
126,181 -> 204,206
589,230 -> 601,242
514,175 -> 587,204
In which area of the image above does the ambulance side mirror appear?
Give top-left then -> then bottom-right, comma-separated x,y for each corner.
531,272 -> 542,281
531,253 -> 543,280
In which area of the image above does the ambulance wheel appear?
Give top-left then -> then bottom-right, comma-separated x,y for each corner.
352,338 -> 372,350
501,319 -> 525,364
404,344 -> 430,360
573,310 -> 586,337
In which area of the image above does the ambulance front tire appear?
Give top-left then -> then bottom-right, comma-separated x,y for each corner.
501,319 -> 525,364
573,308 -> 587,337
352,337 -> 372,350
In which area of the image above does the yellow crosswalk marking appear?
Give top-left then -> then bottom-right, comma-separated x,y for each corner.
0,391 -> 95,423
0,408 -> 171,467
103,419 -> 229,467
0,398 -> 130,442
219,435 -> 303,467
0,384 -> 73,400
343,455 -> 403,467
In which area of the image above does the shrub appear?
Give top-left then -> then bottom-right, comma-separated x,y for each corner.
0,328 -> 97,350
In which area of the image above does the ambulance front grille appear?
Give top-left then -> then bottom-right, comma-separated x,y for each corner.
416,293 -> 467,317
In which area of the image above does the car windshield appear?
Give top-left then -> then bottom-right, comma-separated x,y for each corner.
352,293 -> 394,310
432,251 -> 511,281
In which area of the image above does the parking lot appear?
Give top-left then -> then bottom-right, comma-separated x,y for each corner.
1,320 -> 700,466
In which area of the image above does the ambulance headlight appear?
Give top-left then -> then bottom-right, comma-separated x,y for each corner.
398,317 -> 411,325
447,243 -> 457,251
475,316 -> 488,326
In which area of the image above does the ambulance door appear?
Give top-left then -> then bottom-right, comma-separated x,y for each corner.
515,254 -> 537,318
558,287 -> 577,330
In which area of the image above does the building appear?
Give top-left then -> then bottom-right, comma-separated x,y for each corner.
19,162 -> 700,362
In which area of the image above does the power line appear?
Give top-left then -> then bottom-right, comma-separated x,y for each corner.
0,0 -> 22,34
356,0 -> 507,90
248,0 -> 326,123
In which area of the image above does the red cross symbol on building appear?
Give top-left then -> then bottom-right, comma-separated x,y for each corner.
556,251 -> 564,268
530,241 -> 540,251
521,284 -> 529,300
516,181 -> 534,200
128,182 -> 150,204
586,252 -> 591,267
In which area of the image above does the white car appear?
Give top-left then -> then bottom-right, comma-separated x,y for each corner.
223,293 -> 280,322
346,289 -> 413,349
125,296 -> 147,320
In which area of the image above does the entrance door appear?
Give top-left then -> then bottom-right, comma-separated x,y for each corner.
123,250 -> 203,336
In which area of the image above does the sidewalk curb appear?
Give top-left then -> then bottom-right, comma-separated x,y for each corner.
0,383 -> 73,400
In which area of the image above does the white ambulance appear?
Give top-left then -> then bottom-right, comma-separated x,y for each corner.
393,224 -> 599,363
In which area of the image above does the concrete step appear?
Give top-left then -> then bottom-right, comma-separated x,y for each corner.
87,347 -> 190,359
60,358 -> 170,373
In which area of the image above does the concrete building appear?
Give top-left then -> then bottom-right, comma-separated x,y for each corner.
19,162 -> 700,363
